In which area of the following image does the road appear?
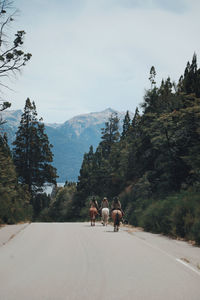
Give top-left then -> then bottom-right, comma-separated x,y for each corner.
0,222 -> 200,300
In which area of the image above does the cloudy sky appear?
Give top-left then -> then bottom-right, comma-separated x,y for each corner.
3,0 -> 200,123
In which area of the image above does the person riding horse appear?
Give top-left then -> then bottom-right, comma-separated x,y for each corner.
100,197 -> 109,225
111,197 -> 124,215
100,197 -> 109,210
89,197 -> 99,226
90,197 -> 99,210
111,196 -> 124,231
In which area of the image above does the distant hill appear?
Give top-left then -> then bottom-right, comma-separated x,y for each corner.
1,108 -> 132,182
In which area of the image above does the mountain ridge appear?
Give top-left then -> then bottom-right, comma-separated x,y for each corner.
1,108 -> 132,181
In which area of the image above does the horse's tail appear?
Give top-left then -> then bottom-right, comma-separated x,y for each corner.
115,212 -> 120,226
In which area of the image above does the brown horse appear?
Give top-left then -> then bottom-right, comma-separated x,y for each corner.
89,207 -> 98,226
111,209 -> 122,232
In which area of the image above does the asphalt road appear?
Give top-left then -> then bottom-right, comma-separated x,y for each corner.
0,222 -> 200,300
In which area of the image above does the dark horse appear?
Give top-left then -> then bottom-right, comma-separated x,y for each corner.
111,209 -> 122,232
89,207 -> 98,226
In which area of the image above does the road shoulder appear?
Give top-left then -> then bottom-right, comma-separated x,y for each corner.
0,223 -> 30,247
121,224 -> 200,273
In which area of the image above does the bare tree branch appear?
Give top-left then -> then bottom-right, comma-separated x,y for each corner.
0,0 -> 31,122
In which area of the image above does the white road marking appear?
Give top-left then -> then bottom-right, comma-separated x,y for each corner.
128,232 -> 200,277
176,259 -> 200,276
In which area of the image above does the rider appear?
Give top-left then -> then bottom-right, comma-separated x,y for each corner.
99,197 -> 109,222
100,197 -> 109,210
111,196 -> 124,215
90,196 -> 99,211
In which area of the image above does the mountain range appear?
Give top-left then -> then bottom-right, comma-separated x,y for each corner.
1,108 -> 132,182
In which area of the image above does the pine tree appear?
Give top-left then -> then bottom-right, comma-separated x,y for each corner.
121,111 -> 131,139
100,112 -> 120,159
12,98 -> 57,197
149,66 -> 156,90
182,53 -> 199,96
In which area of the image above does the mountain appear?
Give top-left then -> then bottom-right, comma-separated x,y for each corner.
1,108 -> 132,182
0,110 -> 22,144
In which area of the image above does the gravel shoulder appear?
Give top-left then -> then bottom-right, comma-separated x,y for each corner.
0,223 -> 30,247
121,224 -> 200,272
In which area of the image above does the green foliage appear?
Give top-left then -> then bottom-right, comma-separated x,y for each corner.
32,193 -> 51,220
0,134 -> 32,224
134,189 -> 200,244
47,182 -> 77,222
77,113 -> 120,199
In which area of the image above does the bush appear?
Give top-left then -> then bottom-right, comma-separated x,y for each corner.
191,220 -> 200,245
139,199 -> 172,234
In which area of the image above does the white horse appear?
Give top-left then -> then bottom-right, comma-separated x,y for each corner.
101,208 -> 109,226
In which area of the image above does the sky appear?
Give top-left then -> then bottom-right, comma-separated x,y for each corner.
2,0 -> 200,123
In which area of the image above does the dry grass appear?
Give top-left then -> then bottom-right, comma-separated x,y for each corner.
180,257 -> 190,264
122,224 -> 143,234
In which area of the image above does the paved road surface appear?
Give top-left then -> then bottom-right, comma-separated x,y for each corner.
0,222 -> 200,300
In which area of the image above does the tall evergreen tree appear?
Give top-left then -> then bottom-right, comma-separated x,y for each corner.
100,112 -> 120,159
121,110 -> 131,139
12,98 -> 57,196
149,66 -> 156,90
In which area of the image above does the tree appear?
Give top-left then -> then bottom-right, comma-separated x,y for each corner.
121,110 -> 131,139
149,66 -> 156,90
100,112 -> 120,159
0,133 -> 32,223
12,98 -> 57,197
0,0 -> 31,124
180,53 -> 200,97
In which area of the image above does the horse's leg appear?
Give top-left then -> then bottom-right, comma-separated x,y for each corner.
102,211 -> 104,226
106,213 -> 108,225
103,214 -> 105,226
114,219 -> 116,231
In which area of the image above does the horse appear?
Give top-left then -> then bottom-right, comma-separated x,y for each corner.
89,207 -> 98,226
111,209 -> 122,232
101,208 -> 109,226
